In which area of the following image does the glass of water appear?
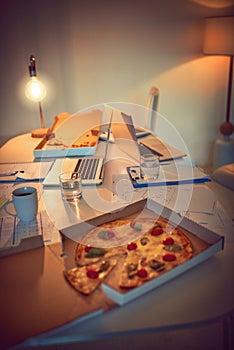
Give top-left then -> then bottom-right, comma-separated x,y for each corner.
140,153 -> 160,181
59,171 -> 82,201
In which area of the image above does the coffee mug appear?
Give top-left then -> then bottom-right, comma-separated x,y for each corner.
4,186 -> 38,222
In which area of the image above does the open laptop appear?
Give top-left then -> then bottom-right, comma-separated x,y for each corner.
110,109 -> 186,163
110,109 -> 154,164
43,112 -> 112,187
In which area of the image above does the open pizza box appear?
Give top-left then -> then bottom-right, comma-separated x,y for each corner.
33,110 -> 103,159
61,197 -> 224,306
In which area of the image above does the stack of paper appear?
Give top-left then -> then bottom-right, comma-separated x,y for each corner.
0,162 -> 53,182
127,164 -> 210,188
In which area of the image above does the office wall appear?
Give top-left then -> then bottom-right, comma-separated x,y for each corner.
0,0 -> 233,166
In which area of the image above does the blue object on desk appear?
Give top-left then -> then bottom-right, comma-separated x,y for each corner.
127,166 -> 211,188
135,130 -> 152,139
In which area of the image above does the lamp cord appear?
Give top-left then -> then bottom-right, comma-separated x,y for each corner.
226,56 -> 233,123
38,101 -> 45,129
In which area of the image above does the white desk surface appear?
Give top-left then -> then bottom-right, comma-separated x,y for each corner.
0,133 -> 233,349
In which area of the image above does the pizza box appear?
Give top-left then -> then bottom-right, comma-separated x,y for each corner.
61,198 -> 224,306
33,110 -> 102,159
99,198 -> 224,305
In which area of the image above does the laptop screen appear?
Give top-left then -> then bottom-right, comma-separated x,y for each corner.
110,109 -> 140,164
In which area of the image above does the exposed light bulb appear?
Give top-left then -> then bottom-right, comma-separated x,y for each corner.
25,54 -> 48,138
25,76 -> 46,102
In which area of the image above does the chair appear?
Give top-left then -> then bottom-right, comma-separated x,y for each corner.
145,86 -> 159,130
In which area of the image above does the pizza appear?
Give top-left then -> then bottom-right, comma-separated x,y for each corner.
71,127 -> 100,148
64,217 -> 193,294
64,259 -> 117,295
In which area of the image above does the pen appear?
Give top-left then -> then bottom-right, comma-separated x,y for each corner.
0,170 -> 24,177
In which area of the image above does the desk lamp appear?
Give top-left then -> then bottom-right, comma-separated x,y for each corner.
25,55 -> 48,138
203,16 -> 234,169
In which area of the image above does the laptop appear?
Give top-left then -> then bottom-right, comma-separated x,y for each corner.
110,109 -> 155,164
43,112 -> 112,187
110,109 -> 186,163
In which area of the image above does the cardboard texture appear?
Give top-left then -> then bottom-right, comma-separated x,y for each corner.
0,244 -> 116,349
33,110 -> 102,158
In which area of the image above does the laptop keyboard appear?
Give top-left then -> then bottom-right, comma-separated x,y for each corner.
75,158 -> 100,180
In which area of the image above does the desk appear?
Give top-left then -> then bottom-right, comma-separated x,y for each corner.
0,133 -> 233,350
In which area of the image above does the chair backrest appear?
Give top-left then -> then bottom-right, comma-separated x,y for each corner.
145,86 -> 159,130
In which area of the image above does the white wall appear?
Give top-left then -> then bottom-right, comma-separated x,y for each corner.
0,0 -> 234,166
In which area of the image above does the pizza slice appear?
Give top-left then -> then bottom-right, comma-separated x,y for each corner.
64,258 -> 117,295
119,225 -> 193,289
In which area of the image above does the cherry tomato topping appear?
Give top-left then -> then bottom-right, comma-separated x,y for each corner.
86,269 -> 99,279
163,237 -> 175,245
85,245 -> 92,252
137,268 -> 148,278
163,253 -> 176,262
127,242 -> 137,250
151,227 -> 163,236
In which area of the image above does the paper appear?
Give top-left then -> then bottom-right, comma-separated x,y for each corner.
0,162 -> 53,182
127,164 -> 210,188
0,215 -> 42,248
140,135 -> 186,161
182,185 -> 216,214
0,197 -> 8,210
0,210 -> 61,250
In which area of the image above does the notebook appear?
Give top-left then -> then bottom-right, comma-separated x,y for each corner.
43,112 -> 112,187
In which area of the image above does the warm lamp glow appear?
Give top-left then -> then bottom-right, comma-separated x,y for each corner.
203,17 -> 234,56
193,0 -> 234,9
25,76 -> 46,102
203,16 -> 234,138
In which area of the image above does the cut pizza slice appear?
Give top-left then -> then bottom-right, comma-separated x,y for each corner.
119,227 -> 193,289
64,259 -> 117,295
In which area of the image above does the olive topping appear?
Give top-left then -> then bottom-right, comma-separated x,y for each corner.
140,237 -> 149,246
150,259 -> 165,271
99,260 -> 110,272
163,244 -> 182,252
126,263 -> 138,278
